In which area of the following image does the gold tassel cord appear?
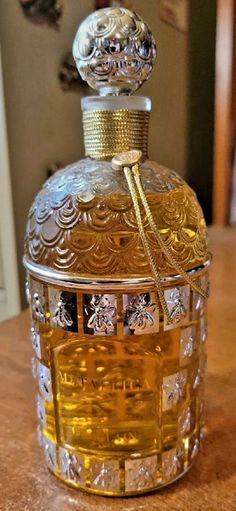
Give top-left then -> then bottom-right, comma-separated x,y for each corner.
123,166 -> 173,324
131,163 -> 209,300
112,149 -> 209,325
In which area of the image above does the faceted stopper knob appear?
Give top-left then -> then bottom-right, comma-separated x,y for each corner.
73,7 -> 157,96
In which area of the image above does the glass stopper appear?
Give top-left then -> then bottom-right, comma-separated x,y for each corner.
73,7 -> 157,96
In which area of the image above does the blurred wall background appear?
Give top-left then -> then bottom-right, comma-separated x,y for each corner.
0,0 -> 215,307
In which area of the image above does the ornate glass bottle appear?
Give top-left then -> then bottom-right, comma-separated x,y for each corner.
24,7 -> 210,496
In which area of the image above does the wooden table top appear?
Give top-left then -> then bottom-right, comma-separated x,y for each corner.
1,227 -> 236,511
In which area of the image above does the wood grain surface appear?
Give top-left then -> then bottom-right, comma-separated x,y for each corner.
0,227 -> 236,511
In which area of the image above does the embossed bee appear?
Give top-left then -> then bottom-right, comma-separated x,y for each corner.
182,333 -> 195,358
38,364 -> 52,401
200,317 -> 208,343
32,292 -> 45,322
127,293 -> 157,330
191,438 -> 200,460
164,373 -> 186,406
85,295 -> 116,334
179,406 -> 192,436
37,395 -> 46,426
31,326 -> 41,358
93,463 -> 115,489
52,297 -> 73,328
195,293 -> 204,311
133,462 -> 155,489
167,288 -> 187,323
163,449 -> 183,480
193,358 -> 207,389
44,438 -> 57,470
61,450 -> 83,483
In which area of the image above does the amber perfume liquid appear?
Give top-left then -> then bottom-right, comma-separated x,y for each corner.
29,257 -> 208,496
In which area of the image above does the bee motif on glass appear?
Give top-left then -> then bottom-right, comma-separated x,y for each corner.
168,289 -> 187,322
190,438 -> 200,460
37,394 -> 47,427
162,447 -> 183,481
200,316 -> 208,343
193,355 -> 207,389
31,323 -> 41,359
194,292 -> 204,313
84,294 -> 117,335
164,286 -> 190,330
52,297 -> 73,328
38,363 -> 52,402
91,460 -> 120,491
49,289 -> 78,332
32,292 -> 45,322
183,334 -> 194,357
43,436 -> 57,471
179,406 -> 192,436
125,456 -> 157,491
59,448 -> 85,485
123,293 -> 159,335
180,326 -> 196,365
163,371 -> 187,411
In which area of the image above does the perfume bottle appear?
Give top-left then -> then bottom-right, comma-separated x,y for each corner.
24,7 -> 210,496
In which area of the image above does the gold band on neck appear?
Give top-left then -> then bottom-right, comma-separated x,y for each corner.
82,109 -> 150,160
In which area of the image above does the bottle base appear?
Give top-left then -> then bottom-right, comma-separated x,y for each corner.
49,461 -> 195,497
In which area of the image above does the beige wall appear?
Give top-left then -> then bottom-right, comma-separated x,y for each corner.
0,0 -> 188,305
135,0 -> 188,175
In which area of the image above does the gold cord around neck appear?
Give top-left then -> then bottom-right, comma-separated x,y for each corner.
83,109 -> 149,160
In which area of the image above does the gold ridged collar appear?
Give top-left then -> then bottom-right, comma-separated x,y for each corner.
82,109 -> 150,160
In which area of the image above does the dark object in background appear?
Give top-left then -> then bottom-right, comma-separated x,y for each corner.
186,0 -> 216,224
19,0 -> 62,26
46,162 -> 62,178
59,52 -> 88,91
95,0 -> 111,7
95,0 -> 132,9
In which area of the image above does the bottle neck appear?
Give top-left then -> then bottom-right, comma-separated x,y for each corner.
81,96 -> 151,161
